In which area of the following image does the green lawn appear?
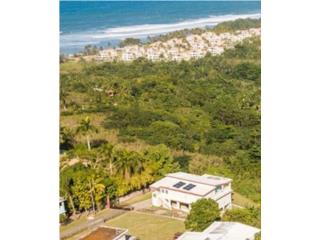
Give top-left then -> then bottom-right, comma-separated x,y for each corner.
106,211 -> 185,240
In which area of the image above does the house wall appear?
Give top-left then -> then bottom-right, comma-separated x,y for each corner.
213,192 -> 232,210
154,188 -> 202,205
152,188 -> 202,211
205,183 -> 232,210
151,183 -> 232,212
59,201 -> 66,215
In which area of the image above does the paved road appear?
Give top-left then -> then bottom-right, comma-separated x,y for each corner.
60,209 -> 126,239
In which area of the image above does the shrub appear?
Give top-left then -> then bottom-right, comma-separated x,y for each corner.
59,214 -> 67,224
185,199 -> 220,231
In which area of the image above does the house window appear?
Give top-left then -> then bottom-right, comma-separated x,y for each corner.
215,185 -> 222,193
165,190 -> 168,194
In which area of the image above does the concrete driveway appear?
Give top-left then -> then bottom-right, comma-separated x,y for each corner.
131,199 -> 152,210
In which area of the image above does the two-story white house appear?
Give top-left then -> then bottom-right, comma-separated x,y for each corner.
150,172 -> 232,212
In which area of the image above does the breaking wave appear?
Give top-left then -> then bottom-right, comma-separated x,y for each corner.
60,13 -> 260,54
93,13 -> 261,39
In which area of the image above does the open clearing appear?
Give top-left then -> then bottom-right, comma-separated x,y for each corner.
105,211 -> 185,240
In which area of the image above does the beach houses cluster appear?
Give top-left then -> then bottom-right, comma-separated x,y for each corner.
97,28 -> 261,62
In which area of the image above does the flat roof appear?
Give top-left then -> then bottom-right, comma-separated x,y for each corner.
168,172 -> 232,186
203,221 -> 260,239
177,222 -> 260,240
176,232 -> 212,240
80,226 -> 127,240
150,172 -> 231,197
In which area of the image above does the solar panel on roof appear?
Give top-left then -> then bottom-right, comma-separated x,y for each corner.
173,181 -> 186,188
183,184 -> 196,190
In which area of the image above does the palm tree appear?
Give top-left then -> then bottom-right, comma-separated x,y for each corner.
93,144 -> 114,175
87,174 -> 105,213
113,149 -> 143,181
76,116 -> 98,150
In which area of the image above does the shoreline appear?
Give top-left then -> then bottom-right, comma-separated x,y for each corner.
61,18 -> 261,63
60,14 -> 261,55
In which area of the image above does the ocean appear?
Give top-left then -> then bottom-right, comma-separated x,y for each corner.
60,1 -> 261,54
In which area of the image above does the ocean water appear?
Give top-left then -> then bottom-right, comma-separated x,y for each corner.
60,1 -> 261,54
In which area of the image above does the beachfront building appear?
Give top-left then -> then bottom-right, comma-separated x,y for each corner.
176,221 -> 260,240
79,226 -> 134,240
59,197 -> 66,215
150,172 -> 232,212
122,49 -> 135,61
97,48 -> 118,61
146,48 -> 160,61
208,46 -> 224,55
96,27 -> 261,63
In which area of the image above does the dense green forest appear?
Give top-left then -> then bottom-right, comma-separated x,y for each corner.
60,19 -> 261,222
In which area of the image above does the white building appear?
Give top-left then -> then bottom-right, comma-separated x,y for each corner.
122,51 -> 135,61
146,48 -> 160,61
97,49 -> 118,61
177,221 -> 260,240
59,197 -> 66,215
150,172 -> 232,212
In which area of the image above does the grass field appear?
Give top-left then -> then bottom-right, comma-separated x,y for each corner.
60,208 -> 114,232
106,211 -> 185,240
233,192 -> 259,208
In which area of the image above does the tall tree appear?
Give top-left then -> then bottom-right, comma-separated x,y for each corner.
95,143 -> 114,174
76,116 -> 98,150
87,174 -> 105,212
60,126 -> 75,151
113,148 -> 142,181
60,88 -> 69,111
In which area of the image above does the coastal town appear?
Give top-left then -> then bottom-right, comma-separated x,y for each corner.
96,28 -> 261,62
60,16 -> 261,240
